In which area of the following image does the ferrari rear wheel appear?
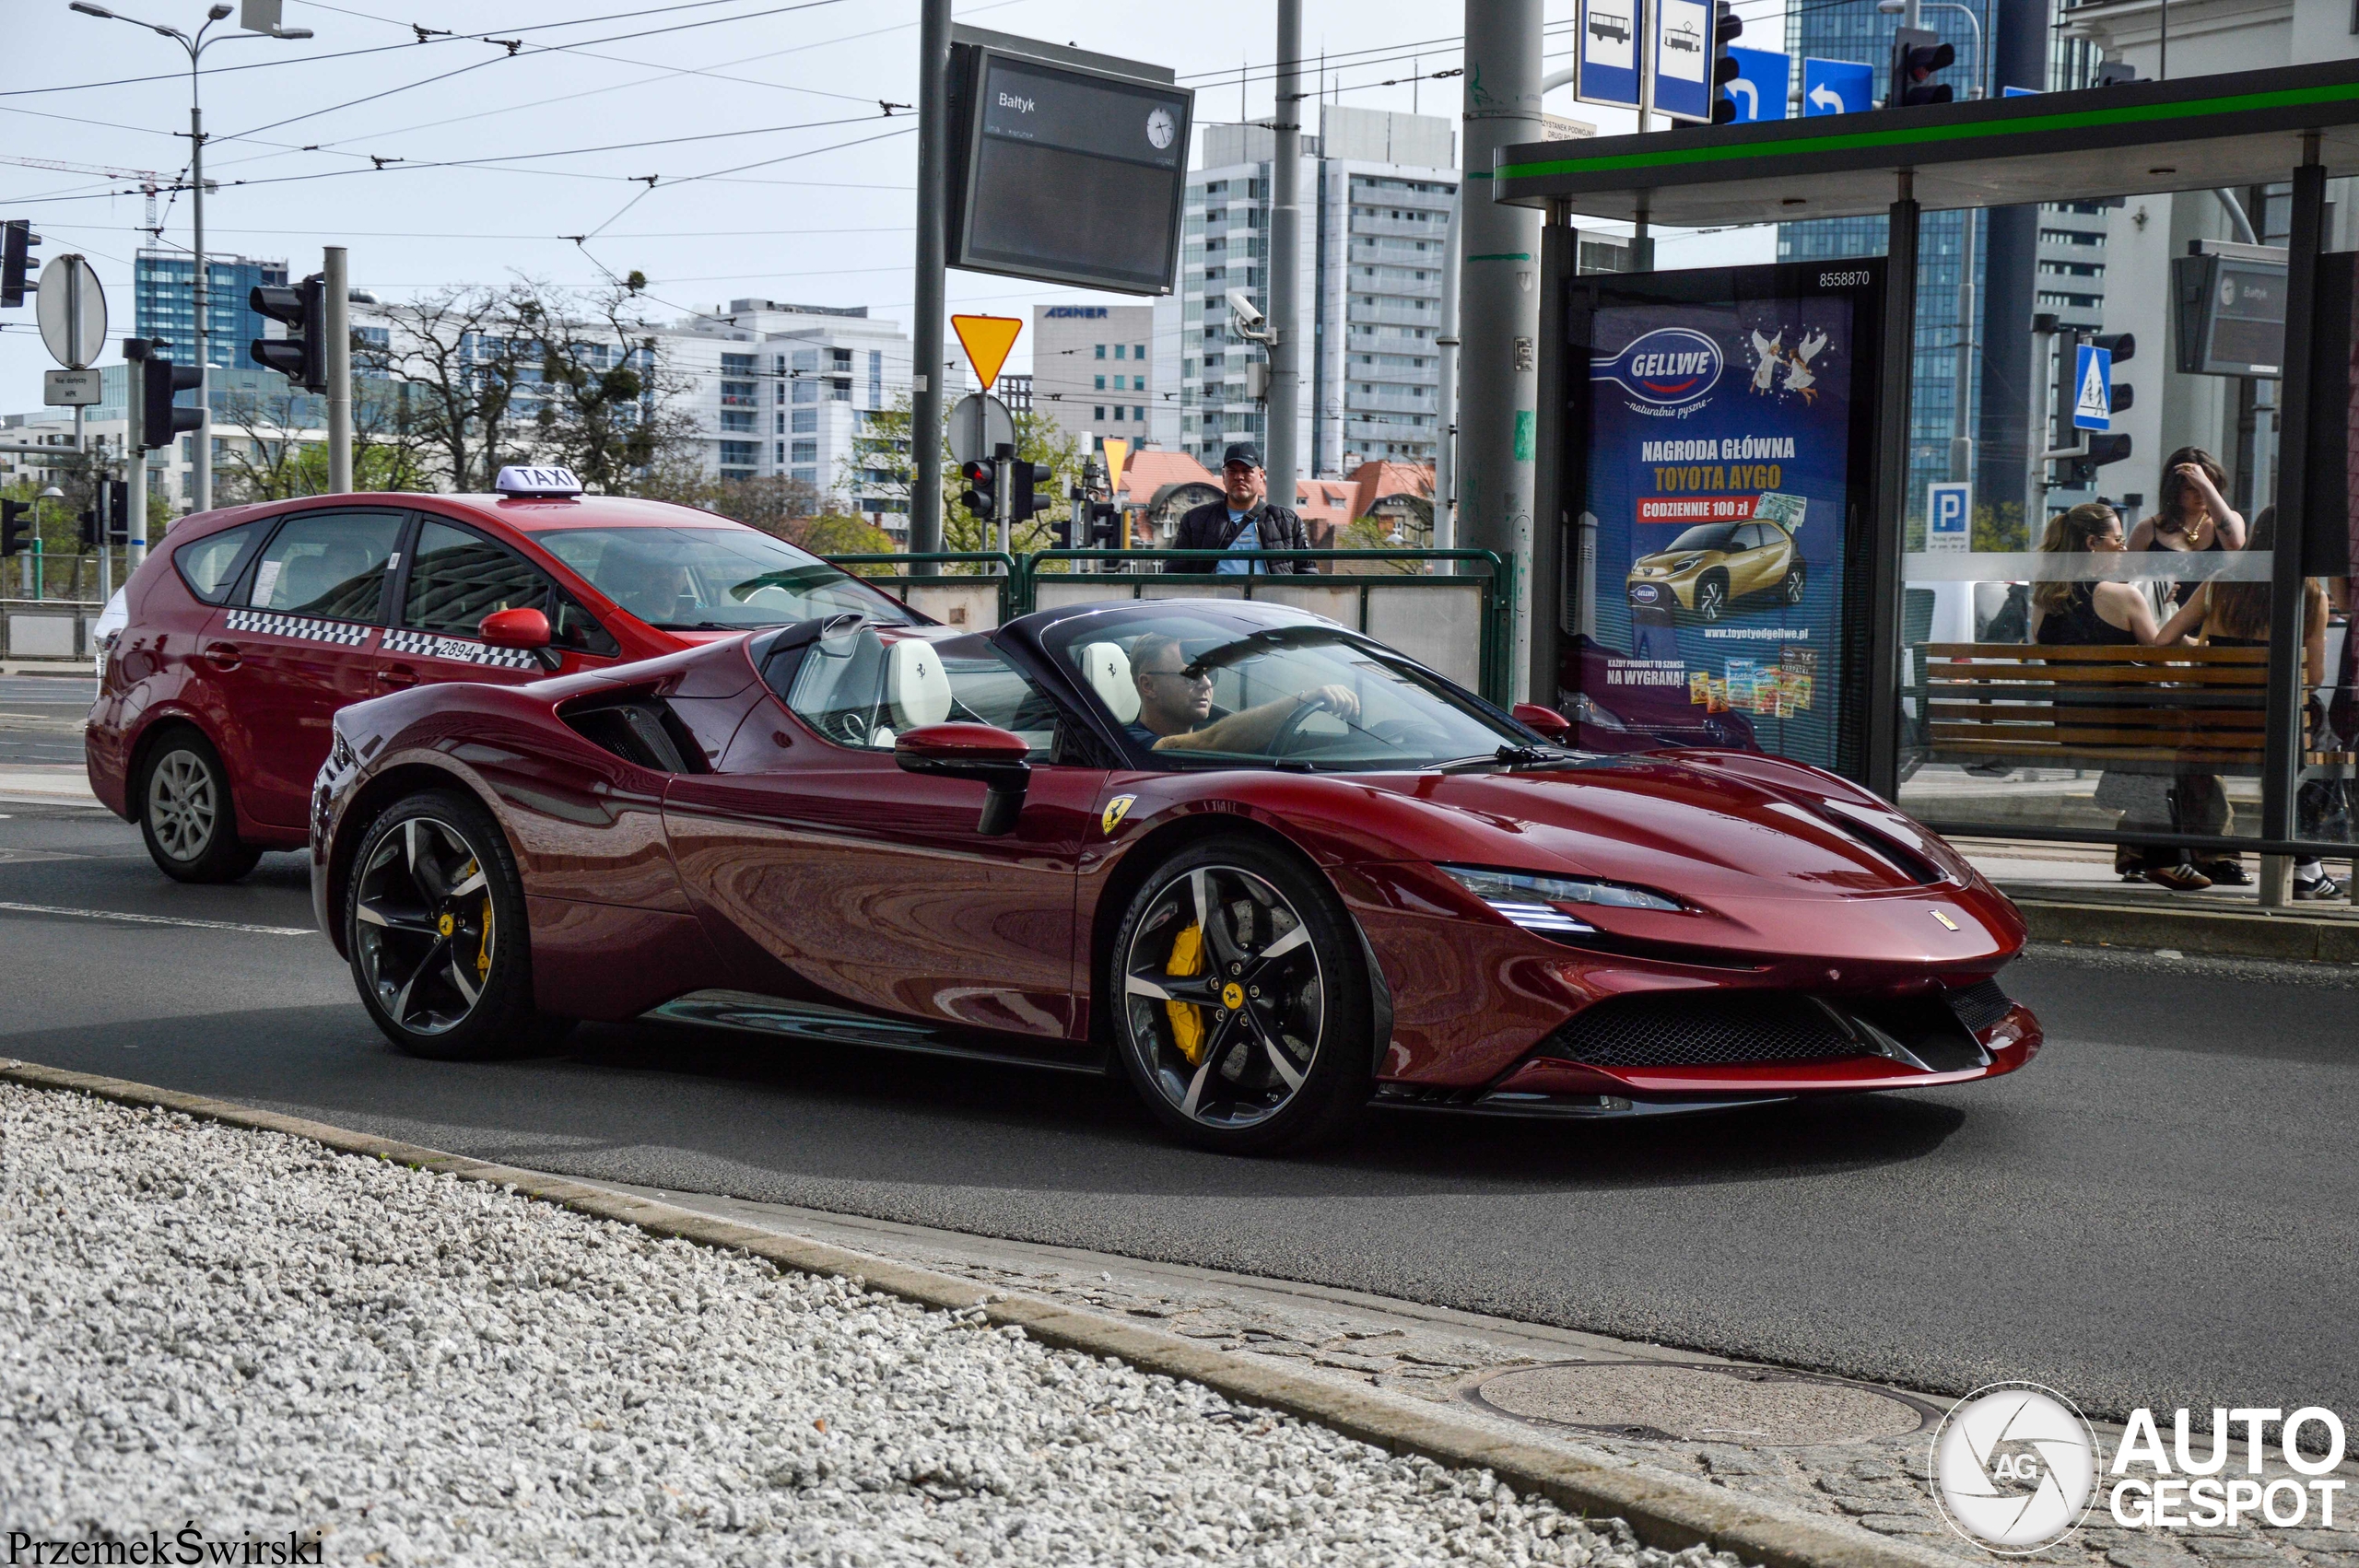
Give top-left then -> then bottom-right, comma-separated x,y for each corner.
1110,837 -> 1371,1154
345,790 -> 569,1061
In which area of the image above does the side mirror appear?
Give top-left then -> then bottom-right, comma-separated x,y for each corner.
479,606 -> 552,649
1512,702 -> 1574,743
894,722 -> 1032,836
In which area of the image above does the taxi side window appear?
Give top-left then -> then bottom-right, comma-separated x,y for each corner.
404,521 -> 546,633
550,590 -> 619,659
172,521 -> 266,604
244,511 -> 403,621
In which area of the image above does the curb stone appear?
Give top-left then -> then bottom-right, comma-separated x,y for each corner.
0,1056 -> 1966,1568
2008,895 -> 2359,963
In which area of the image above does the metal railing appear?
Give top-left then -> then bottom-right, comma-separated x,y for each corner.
822,548 -> 1509,705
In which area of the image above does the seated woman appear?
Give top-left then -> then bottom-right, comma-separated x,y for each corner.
2165,508 -> 2341,901
2030,502 -> 2212,892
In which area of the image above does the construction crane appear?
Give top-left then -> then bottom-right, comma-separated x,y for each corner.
0,155 -> 204,236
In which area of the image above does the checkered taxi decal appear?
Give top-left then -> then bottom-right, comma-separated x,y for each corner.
224,610 -> 373,647
381,628 -> 541,671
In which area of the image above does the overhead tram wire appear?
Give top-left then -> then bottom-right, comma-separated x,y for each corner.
0,0 -> 857,98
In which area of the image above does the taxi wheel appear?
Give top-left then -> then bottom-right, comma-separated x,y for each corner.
136,731 -> 261,884
1109,837 -> 1371,1155
345,790 -> 571,1062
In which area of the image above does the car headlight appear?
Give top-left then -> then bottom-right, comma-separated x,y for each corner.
1438,865 -> 1682,934
1571,693 -> 1628,732
1672,555 -> 1704,570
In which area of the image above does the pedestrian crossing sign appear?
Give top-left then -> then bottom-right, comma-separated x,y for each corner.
2072,344 -> 2112,431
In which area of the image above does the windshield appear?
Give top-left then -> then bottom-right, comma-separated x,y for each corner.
1043,607 -> 1532,772
534,525 -> 909,630
1663,523 -> 1741,553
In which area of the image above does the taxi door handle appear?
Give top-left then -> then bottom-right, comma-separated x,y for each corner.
202,641 -> 241,671
375,664 -> 418,689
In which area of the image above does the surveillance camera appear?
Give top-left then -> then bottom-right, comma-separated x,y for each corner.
1225,289 -> 1267,333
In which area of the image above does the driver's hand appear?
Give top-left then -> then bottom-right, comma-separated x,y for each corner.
1302,685 -> 1360,722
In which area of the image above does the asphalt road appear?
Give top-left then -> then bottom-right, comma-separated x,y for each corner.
0,673 -> 94,767
2,799 -> 2352,1430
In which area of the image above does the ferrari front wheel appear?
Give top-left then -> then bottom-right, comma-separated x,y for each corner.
345,790 -> 570,1061
1110,837 -> 1371,1154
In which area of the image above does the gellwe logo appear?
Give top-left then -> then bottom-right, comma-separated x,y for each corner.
1932,1387 -> 2350,1555
1590,328 -> 1723,419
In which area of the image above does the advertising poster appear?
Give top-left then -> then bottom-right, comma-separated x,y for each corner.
1561,261 -> 1884,777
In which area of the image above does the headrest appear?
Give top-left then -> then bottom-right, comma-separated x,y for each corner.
885,638 -> 952,731
1080,641 -> 1139,724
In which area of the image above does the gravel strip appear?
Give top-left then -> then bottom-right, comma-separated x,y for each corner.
0,1084 -> 1755,1567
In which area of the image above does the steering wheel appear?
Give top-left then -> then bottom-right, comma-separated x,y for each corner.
1268,695 -> 1332,759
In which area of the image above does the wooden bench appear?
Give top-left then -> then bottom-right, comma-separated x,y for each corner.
1916,643 -> 2353,774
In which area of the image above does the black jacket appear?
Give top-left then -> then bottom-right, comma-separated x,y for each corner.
1169,500 -> 1319,574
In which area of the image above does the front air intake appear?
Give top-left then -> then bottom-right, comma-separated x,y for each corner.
1539,994 -> 1860,1069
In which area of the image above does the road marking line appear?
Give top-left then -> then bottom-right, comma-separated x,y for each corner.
0,901 -> 315,936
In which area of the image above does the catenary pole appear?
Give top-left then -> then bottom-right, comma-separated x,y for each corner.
324,246 -> 351,494
191,91 -> 209,514
1434,185 -> 1461,556
125,349 -> 147,571
1265,0 -> 1304,519
1459,0 -> 1545,699
909,0 -> 952,565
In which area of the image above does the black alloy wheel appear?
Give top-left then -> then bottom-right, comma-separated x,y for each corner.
345,790 -> 570,1060
1110,837 -> 1371,1153
137,730 -> 261,883
1693,571 -> 1731,622
1781,560 -> 1808,604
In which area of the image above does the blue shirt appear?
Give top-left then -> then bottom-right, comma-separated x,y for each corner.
1215,509 -> 1261,576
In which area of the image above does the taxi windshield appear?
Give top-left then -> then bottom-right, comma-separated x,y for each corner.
1042,607 -> 1529,772
534,525 -> 910,630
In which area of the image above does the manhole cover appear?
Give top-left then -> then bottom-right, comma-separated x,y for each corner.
1466,1360 -> 1937,1446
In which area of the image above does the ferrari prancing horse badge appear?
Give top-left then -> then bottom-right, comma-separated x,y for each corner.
1101,794 -> 1137,836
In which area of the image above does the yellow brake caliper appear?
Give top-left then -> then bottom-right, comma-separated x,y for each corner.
1165,922 -> 1208,1065
466,860 -> 493,981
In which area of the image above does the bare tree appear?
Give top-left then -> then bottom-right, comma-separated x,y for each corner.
374,286 -> 530,491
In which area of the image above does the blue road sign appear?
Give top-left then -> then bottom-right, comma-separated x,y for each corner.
2001,86 -> 2039,97
1801,57 -> 1873,116
1724,46 -> 1790,123
1927,481 -> 1971,551
1579,0 -> 1642,111
2073,344 -> 2113,430
1651,0 -> 1713,122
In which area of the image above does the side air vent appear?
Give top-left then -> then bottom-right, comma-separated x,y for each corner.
560,695 -> 709,775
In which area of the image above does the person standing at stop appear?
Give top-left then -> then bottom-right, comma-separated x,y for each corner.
1171,443 -> 1319,574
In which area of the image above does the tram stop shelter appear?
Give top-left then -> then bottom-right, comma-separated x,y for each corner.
1492,59 -> 2359,898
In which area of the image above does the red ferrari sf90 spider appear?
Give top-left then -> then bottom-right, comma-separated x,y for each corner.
311,598 -> 2038,1153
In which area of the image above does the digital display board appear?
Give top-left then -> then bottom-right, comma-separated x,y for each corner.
951,39 -> 1193,296
1555,260 -> 1886,778
2172,252 -> 2286,379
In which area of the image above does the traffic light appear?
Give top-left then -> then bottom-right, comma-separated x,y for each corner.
1886,28 -> 1954,109
139,352 -> 205,452
1,498 -> 30,558
1708,2 -> 1743,124
2092,331 -> 2135,415
1,219 -> 37,310
957,458 -> 996,520
250,273 -> 327,392
1087,501 -> 1121,548
1011,460 -> 1054,522
78,480 -> 128,550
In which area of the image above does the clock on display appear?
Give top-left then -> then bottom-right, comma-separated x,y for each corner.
1145,105 -> 1177,149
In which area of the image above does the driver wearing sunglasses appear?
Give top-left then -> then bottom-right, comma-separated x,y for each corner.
1126,633 -> 1361,754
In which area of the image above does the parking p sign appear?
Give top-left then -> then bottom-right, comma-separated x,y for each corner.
1927,481 -> 1971,554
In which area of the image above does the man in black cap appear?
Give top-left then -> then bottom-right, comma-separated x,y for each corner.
1170,442 -> 1318,574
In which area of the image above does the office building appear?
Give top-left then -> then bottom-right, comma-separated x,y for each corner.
1031,304 -> 1156,453
134,250 -> 289,375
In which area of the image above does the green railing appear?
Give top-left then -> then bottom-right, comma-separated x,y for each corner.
825,546 -> 1513,706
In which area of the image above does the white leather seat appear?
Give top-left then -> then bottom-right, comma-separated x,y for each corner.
886,638 -> 953,731
1080,641 -> 1140,724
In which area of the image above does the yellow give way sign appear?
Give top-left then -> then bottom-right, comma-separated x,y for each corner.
951,314 -> 1023,392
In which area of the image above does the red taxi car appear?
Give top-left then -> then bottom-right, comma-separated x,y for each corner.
86,466 -> 912,882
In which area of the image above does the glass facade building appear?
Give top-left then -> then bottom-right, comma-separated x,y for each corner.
134,250 -> 289,375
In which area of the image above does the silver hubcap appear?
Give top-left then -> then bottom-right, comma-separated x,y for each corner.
354,816 -> 496,1037
1698,580 -> 1726,619
147,750 -> 217,860
1122,864 -> 1323,1130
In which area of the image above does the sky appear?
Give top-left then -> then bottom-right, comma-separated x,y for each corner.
0,0 -> 1785,411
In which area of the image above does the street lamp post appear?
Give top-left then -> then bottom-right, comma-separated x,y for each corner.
67,2 -> 311,515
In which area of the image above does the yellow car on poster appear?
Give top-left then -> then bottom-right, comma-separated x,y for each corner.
1625,518 -> 1804,621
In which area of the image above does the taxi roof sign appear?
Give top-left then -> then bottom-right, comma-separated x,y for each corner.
951,314 -> 1024,392
496,464 -> 583,497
